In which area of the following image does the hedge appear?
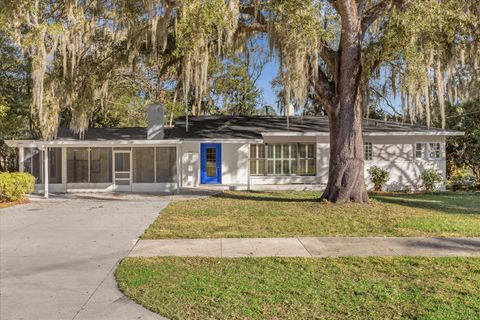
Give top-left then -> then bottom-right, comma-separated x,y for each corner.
0,172 -> 36,202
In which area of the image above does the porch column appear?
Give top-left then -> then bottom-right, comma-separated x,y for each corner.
61,147 -> 67,192
247,146 -> 251,191
176,144 -> 180,193
44,146 -> 49,198
18,146 -> 24,172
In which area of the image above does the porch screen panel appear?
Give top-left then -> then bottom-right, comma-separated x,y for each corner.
133,148 -> 155,183
48,148 -> 62,183
67,148 -> 89,183
156,147 -> 177,182
90,148 -> 112,183
24,148 -> 43,184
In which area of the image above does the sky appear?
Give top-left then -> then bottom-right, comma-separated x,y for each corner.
255,55 -> 403,117
256,58 -> 279,108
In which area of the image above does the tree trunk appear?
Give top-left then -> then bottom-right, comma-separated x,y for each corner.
314,1 -> 370,204
321,93 -> 369,204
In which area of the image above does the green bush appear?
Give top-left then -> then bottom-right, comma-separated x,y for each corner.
422,169 -> 443,192
0,172 -> 36,202
450,171 -> 478,191
367,166 -> 390,191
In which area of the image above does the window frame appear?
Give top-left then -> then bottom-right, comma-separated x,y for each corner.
414,142 -> 443,161
267,144 -> 297,175
428,142 -> 442,160
249,144 -> 266,176
298,143 -> 316,176
415,143 -> 426,160
364,142 -> 373,161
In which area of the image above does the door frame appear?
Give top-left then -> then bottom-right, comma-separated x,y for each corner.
200,143 -> 222,184
113,150 -> 132,191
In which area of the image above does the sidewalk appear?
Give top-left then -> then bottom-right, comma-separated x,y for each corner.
130,237 -> 480,258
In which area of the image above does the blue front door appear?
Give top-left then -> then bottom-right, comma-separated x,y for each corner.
200,143 -> 222,184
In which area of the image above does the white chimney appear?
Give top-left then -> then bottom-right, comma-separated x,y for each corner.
147,104 -> 164,140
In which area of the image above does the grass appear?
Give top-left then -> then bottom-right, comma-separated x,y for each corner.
142,191 -> 480,239
116,256 -> 480,320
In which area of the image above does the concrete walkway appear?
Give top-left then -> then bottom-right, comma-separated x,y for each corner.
130,237 -> 480,258
0,192 -> 214,320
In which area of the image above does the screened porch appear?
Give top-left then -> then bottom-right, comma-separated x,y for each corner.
19,145 -> 179,194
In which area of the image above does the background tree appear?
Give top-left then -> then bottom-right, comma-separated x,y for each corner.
446,99 -> 480,178
211,56 -> 263,115
0,32 -> 30,171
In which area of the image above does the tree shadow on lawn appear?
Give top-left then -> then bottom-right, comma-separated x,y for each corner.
213,191 -> 320,203
372,192 -> 480,215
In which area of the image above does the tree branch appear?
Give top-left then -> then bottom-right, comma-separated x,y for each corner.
317,42 -> 338,73
309,62 -> 338,115
361,0 -> 404,35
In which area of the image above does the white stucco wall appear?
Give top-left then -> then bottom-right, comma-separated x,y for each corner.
25,135 -> 449,193
222,143 -> 249,185
240,135 -> 447,191
363,135 -> 446,191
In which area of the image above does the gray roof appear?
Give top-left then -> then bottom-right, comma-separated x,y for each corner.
164,116 -> 460,139
55,116 -> 460,141
56,127 -> 148,141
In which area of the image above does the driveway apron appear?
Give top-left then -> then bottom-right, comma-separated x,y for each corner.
1,197 -> 167,320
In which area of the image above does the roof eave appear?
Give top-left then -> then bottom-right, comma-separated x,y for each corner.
262,131 -> 465,137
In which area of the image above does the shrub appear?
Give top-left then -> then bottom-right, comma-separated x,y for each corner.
422,169 -> 443,192
0,172 -> 36,202
367,166 -> 390,192
450,171 -> 478,191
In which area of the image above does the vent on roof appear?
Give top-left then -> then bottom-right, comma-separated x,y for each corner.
147,104 -> 164,140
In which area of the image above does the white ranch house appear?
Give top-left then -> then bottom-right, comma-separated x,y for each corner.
6,105 -> 463,196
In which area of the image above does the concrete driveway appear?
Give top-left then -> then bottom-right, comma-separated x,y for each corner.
0,194 -> 172,320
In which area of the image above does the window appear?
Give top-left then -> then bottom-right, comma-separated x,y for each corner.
24,148 -> 43,184
90,148 -> 112,183
298,143 -> 316,175
415,143 -> 426,159
429,143 -> 441,160
156,147 -> 177,182
267,144 -> 297,175
364,142 -> 373,160
133,148 -> 155,183
250,143 -> 316,176
67,148 -> 89,183
250,144 -> 265,175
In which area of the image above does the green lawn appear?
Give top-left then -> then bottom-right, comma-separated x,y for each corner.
116,256 -> 480,320
142,191 -> 480,239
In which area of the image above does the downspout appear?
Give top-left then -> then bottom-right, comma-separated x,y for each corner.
247,144 -> 251,191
